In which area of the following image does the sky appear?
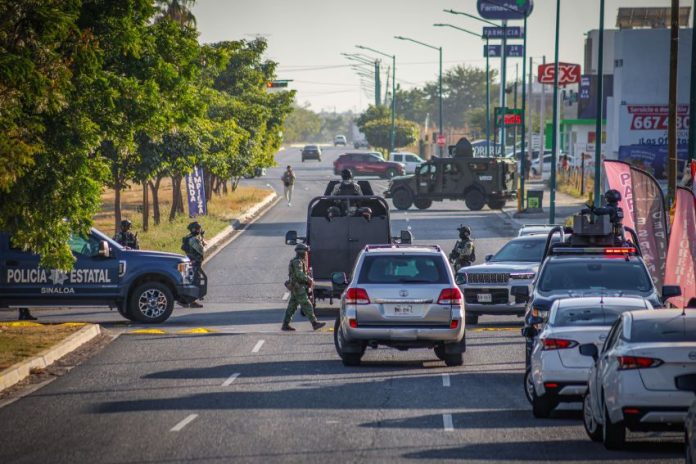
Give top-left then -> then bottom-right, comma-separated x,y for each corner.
192,0 -> 687,113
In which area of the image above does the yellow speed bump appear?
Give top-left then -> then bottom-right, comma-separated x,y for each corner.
59,322 -> 87,327
471,327 -> 520,332
0,321 -> 43,328
127,329 -> 167,335
176,327 -> 217,335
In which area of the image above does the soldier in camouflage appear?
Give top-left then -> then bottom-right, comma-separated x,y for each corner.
449,225 -> 475,271
113,220 -> 139,249
282,243 -> 326,331
182,221 -> 206,308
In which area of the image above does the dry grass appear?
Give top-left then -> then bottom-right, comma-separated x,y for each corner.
95,179 -> 272,254
0,323 -> 84,370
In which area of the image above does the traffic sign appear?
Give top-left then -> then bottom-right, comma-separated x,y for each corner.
482,26 -> 524,39
437,134 -> 446,146
477,0 -> 534,20
537,63 -> 581,85
484,44 -> 525,58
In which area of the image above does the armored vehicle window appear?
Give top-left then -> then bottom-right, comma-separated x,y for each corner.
443,163 -> 459,174
467,162 -> 489,172
67,234 -> 101,257
358,255 -> 449,284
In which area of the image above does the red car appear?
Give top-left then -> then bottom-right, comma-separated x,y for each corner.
333,152 -> 405,179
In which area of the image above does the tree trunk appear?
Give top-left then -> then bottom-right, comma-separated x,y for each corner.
149,177 -> 161,225
114,182 -> 122,235
231,176 -> 241,191
169,176 -> 180,222
177,177 -> 185,214
141,180 -> 149,232
203,169 -> 212,204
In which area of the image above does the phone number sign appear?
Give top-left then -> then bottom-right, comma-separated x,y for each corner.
620,104 -> 690,146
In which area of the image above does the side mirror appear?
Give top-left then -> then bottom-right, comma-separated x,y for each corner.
285,230 -> 298,246
399,230 -> 413,245
662,285 -> 682,303
98,240 -> 110,258
675,374 -> 696,393
510,286 -> 530,303
455,273 -> 466,286
485,254 -> 493,262
579,343 -> 599,361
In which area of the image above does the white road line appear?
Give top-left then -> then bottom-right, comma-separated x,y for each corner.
221,373 -> 240,387
282,292 -> 290,301
442,373 -> 450,387
442,413 -> 454,432
170,414 -> 198,432
252,339 -> 265,353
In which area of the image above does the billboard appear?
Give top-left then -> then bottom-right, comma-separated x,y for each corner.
537,63 -> 581,85
477,0 -> 533,20
185,166 -> 207,217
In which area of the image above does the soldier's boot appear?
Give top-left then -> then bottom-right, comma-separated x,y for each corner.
18,308 -> 37,321
311,320 -> 326,331
281,322 -> 296,331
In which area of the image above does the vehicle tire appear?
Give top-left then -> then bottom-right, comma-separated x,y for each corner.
333,316 -> 364,366
414,198 -> 432,210
127,281 -> 174,324
434,345 -> 446,361
602,404 -> 626,450
583,393 -> 603,442
532,388 -> 556,418
465,190 -> 486,211
685,431 -> 692,464
392,188 -> 414,210
385,168 -> 399,179
523,368 -> 534,405
465,313 -> 479,325
444,352 -> 463,367
487,198 -> 507,210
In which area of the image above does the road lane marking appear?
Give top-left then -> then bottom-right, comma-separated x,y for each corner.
442,413 -> 454,432
128,329 -> 167,335
471,327 -> 519,332
222,373 -> 240,387
442,373 -> 450,387
176,328 -> 217,334
282,292 -> 290,301
170,414 -> 198,432
252,340 -> 265,353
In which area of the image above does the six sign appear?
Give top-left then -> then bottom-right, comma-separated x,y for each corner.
537,63 -> 581,85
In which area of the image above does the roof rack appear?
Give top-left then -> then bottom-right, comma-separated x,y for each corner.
365,244 -> 442,252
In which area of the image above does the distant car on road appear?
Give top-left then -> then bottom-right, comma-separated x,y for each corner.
581,309 -> 696,450
333,152 -> 405,179
517,224 -> 563,237
334,135 -> 347,146
353,139 -> 369,149
332,244 -> 466,367
301,144 -> 322,162
389,152 -> 425,174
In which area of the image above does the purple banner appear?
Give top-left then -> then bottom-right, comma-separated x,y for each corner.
185,166 -> 207,217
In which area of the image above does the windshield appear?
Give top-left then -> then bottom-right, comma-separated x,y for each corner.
358,255 -> 449,284
631,317 -> 696,343
551,305 -> 643,327
491,238 -> 549,263
538,260 -> 653,293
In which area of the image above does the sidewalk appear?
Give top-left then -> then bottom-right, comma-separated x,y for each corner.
502,180 -> 586,230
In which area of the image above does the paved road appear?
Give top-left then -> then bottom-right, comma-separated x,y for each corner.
0,147 -> 683,463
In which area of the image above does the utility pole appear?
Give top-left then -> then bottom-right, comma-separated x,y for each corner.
500,20 -> 508,157
519,14 -> 529,211
593,0 -> 606,208
667,0 -> 680,204
527,56 -> 533,185
550,0 -> 561,224
375,60 -> 381,107
540,55 -> 546,180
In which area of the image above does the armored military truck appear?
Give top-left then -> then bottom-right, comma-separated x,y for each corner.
384,137 -> 516,211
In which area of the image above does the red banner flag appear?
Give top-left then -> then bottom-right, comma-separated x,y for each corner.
664,187 -> 696,308
603,160 -> 635,231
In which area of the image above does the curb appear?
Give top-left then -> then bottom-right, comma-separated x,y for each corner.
0,324 -> 101,392
204,190 -> 280,264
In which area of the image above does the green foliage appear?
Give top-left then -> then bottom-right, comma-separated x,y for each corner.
283,105 -> 322,143
356,105 -> 390,133
363,119 -> 418,151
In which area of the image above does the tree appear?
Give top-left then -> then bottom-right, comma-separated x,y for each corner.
356,105 -> 389,133
155,0 -> 196,26
283,104 -> 321,143
363,118 -> 418,150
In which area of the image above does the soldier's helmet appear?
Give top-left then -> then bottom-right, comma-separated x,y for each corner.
341,169 -> 353,180
357,206 -> 372,221
326,206 -> 341,220
457,225 -> 471,237
294,243 -> 309,253
187,221 -> 202,232
605,189 -> 621,205
120,219 -> 132,229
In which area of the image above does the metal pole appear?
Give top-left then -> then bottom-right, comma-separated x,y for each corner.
520,15 -> 528,211
501,20 -> 508,157
593,0 -> 605,208
667,0 -> 680,205
374,60 -> 381,107
540,55 -> 546,180
439,46 -> 443,156
486,36 -> 491,157
391,55 -> 396,153
550,0 -> 561,224
690,0 -> 696,162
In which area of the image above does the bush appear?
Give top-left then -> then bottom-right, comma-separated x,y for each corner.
363,118 -> 419,151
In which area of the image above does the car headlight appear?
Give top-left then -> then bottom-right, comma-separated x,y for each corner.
177,262 -> 193,283
510,272 -> 535,280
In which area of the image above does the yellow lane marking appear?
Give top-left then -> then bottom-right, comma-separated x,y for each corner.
0,321 -> 43,327
176,328 -> 218,334
471,327 -> 520,332
59,322 -> 87,327
127,329 -> 167,335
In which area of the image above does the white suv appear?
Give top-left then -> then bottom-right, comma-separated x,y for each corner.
332,245 -> 465,367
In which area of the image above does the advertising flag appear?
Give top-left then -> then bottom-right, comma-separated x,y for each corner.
603,160 -> 635,231
664,187 -> 696,308
185,166 -> 207,218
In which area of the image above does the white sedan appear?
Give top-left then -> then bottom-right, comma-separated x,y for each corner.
581,309 -> 696,450
527,297 -> 653,418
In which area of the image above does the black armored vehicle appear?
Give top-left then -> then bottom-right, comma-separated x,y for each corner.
384,137 -> 516,211
285,181 -> 412,306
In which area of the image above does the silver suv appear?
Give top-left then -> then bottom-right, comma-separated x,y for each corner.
332,245 -> 465,367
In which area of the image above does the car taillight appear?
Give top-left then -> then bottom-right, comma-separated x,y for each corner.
349,318 -> 358,328
345,288 -> 370,305
617,356 -> 663,370
542,338 -> 578,350
450,319 -> 459,329
437,288 -> 462,305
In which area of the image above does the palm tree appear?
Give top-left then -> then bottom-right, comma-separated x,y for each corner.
155,0 -> 197,26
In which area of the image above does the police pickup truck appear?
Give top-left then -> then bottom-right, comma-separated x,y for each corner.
0,228 -> 204,323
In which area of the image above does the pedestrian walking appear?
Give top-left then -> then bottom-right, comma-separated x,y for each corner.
282,243 -> 326,331
113,219 -> 139,249
281,165 -> 295,206
181,221 -> 207,308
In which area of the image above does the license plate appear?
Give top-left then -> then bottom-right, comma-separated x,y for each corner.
477,293 -> 493,303
392,304 -> 414,315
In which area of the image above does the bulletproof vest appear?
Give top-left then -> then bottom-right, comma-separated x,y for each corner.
337,182 -> 361,196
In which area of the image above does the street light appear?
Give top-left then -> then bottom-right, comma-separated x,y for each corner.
356,45 -> 397,153
434,23 -> 491,157
550,0 -> 561,223
395,35 -> 443,155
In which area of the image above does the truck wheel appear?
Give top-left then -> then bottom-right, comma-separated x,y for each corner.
444,352 -> 463,367
392,189 -> 413,210
385,168 -> 399,179
465,190 -> 486,211
414,198 -> 432,210
434,345 -> 446,361
334,316 -> 364,366
127,281 -> 174,324
487,198 -> 507,210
